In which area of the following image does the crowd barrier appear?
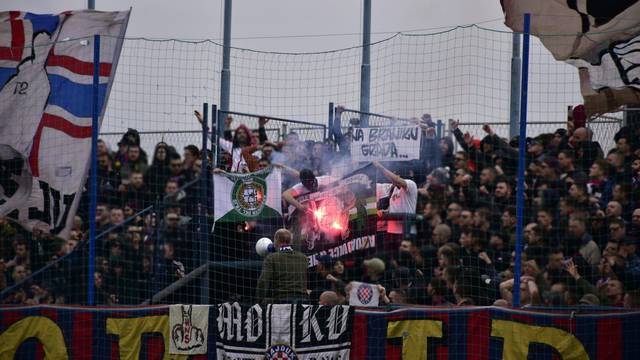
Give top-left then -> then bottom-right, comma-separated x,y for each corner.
1,305 -> 638,359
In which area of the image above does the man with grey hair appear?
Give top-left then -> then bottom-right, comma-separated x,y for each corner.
256,228 -> 309,303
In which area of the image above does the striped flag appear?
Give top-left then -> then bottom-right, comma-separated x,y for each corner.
0,10 -> 129,238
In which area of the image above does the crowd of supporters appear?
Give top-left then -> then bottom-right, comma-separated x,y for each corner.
2,104 -> 640,309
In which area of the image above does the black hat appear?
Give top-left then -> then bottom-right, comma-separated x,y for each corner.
184,144 -> 200,156
118,128 -> 140,146
554,129 -> 567,137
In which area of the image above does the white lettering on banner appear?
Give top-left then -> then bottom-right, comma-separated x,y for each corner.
299,305 -> 349,344
327,306 -> 349,341
308,235 -> 376,267
244,304 -> 262,342
351,126 -> 421,162
218,302 -> 244,342
300,305 -> 324,343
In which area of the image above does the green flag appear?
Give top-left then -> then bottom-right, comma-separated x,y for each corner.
213,167 -> 282,222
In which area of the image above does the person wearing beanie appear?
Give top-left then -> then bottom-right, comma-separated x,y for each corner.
428,167 -> 450,186
363,257 -> 386,284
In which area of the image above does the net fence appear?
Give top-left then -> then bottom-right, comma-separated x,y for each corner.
1,19 -> 639,359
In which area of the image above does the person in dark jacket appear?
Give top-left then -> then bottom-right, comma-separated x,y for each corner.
256,229 -> 309,303
144,142 -> 173,198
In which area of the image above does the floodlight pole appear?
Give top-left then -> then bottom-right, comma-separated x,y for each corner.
220,0 -> 232,112
512,13 -> 531,308
359,0 -> 371,127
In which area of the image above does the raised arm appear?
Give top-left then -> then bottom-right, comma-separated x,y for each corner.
373,161 -> 407,189
258,117 -> 269,144
449,119 -> 471,151
332,106 -> 350,153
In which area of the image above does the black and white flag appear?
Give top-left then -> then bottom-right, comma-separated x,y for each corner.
501,0 -> 640,116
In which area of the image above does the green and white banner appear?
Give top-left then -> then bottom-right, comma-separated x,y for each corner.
213,167 -> 282,222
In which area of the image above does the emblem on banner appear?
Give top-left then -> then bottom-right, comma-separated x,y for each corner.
357,283 -> 374,305
231,176 -> 266,217
266,344 -> 298,360
169,304 -> 208,354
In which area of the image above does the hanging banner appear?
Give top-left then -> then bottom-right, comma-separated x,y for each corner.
169,304 -> 209,355
1,305 -> 640,358
0,10 -> 130,239
213,167 -> 282,223
216,302 -> 352,360
350,126 -> 421,162
288,164 -> 378,265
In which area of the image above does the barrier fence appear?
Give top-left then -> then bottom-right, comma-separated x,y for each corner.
1,17 -> 639,360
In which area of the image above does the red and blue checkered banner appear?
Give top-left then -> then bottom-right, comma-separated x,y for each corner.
1,305 -> 640,359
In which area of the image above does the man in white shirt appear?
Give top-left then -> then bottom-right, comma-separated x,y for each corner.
283,169 -> 339,215
373,161 -> 418,253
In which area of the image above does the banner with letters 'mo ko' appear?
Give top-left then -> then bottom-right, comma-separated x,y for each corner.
1,305 -> 640,359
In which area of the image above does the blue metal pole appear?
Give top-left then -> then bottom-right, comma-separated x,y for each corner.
359,0 -> 371,127
509,32 -> 522,140
88,34 -> 100,305
88,0 -> 95,9
200,103 -> 209,304
220,0 -> 232,112
512,13 -> 530,308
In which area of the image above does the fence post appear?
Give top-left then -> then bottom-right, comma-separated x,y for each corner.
328,102 -> 334,144
220,0 -> 232,112
211,104 -> 218,193
216,107 -> 225,168
512,13 -> 530,308
359,0 -> 371,127
87,34 -> 100,306
509,32 -> 522,140
199,103 -> 210,304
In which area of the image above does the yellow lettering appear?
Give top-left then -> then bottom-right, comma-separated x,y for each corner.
386,319 -> 443,360
491,319 -> 589,360
106,315 -> 187,360
0,316 -> 68,359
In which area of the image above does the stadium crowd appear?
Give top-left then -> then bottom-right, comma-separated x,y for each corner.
2,104 -> 640,309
